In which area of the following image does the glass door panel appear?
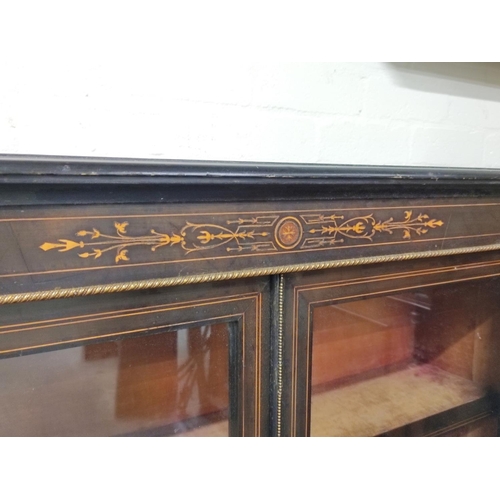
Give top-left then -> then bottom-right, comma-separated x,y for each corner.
0,278 -> 268,436
310,281 -> 500,436
0,322 -> 232,437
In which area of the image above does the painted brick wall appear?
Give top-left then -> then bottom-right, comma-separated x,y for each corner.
1,62 -> 500,167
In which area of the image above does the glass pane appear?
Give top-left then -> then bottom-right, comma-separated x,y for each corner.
0,323 -> 231,436
310,280 -> 500,436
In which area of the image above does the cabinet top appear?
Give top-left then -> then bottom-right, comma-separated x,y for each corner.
2,154 -> 500,204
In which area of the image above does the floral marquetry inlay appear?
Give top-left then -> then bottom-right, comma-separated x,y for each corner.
300,210 -> 444,249
39,210 -> 444,264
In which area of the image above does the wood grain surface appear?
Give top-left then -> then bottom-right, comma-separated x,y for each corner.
1,198 -> 500,296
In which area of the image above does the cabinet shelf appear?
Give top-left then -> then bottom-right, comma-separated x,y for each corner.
311,363 -> 489,437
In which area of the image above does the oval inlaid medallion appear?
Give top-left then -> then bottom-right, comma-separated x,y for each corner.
275,216 -> 303,250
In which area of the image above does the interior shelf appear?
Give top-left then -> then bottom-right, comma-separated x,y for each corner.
311,363 -> 487,437
176,420 -> 228,437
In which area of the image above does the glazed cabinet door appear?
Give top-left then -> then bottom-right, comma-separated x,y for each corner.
0,278 -> 270,436
282,253 -> 500,437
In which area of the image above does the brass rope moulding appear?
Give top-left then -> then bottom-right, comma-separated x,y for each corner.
2,243 -> 500,305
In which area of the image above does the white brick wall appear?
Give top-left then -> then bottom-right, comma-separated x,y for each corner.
1,62 -> 500,167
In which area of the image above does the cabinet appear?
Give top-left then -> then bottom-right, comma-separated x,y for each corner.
1,156 -> 500,436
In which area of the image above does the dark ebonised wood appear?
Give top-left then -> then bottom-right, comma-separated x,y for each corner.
2,154 -> 500,205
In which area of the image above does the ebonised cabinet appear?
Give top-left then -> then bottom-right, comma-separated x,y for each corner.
1,155 -> 500,436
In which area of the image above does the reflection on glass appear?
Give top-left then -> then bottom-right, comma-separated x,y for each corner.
0,323 -> 230,436
311,282 -> 500,436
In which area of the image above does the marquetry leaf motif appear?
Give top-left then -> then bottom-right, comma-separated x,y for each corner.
40,222 -> 185,264
39,211 -> 444,263
301,211 -> 444,249
39,220 -> 274,263
39,240 -> 85,252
